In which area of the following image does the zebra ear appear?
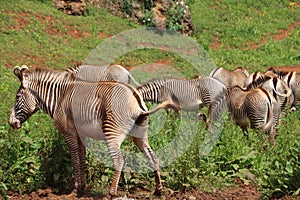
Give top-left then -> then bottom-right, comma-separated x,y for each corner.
14,66 -> 22,81
20,65 -> 29,74
14,65 -> 30,81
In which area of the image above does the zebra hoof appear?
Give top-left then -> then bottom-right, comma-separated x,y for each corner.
72,186 -> 85,197
68,190 -> 79,198
105,193 -> 115,200
109,190 -> 117,197
153,189 -> 162,196
198,114 -> 207,122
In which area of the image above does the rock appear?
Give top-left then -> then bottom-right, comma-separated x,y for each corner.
56,0 -> 86,16
55,0 -> 195,35
152,0 -> 169,30
152,0 -> 195,35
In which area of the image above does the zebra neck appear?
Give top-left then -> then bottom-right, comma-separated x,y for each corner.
137,85 -> 161,103
137,79 -> 170,103
31,74 -> 73,118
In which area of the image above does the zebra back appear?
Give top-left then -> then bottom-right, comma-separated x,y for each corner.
246,74 -> 272,90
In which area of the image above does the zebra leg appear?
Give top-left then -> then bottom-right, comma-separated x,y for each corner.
63,134 -> 85,196
269,127 -> 276,147
269,104 -> 280,147
241,125 -> 250,141
105,133 -> 126,197
54,115 -> 86,196
132,137 -> 162,196
78,137 -> 87,190
243,129 -> 250,141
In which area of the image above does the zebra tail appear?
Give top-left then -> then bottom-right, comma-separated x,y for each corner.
208,88 -> 229,129
263,98 -> 273,133
273,85 -> 292,97
135,100 -> 180,125
146,99 -> 181,116
263,100 -> 277,146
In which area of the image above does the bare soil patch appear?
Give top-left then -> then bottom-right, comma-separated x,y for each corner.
5,181 -> 260,200
245,20 -> 300,50
271,65 -> 300,72
11,12 -> 31,30
210,36 -> 221,50
271,20 -> 300,41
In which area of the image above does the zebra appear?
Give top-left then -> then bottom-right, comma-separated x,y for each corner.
245,75 -> 293,114
136,76 -> 228,127
209,67 -> 249,88
67,64 -> 140,86
265,67 -> 300,110
8,65 -> 178,197
227,86 -> 281,145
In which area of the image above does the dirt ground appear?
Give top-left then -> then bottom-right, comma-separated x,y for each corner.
4,184 -> 260,200
4,180 -> 299,200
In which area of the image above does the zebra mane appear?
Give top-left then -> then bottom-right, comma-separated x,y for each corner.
246,75 -> 271,90
137,78 -> 168,89
30,67 -> 63,73
138,77 -> 181,87
141,76 -> 199,83
266,67 -> 290,78
137,76 -> 202,89
66,66 -> 80,73
29,67 -> 75,82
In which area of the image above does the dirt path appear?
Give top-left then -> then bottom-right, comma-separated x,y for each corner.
5,182 -> 260,200
5,184 -> 298,200
272,65 -> 300,72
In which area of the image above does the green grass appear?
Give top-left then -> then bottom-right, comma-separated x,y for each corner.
0,0 -> 300,198
0,0 -> 136,69
189,0 -> 300,71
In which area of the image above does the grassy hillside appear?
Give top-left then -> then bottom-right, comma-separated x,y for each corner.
190,0 -> 300,71
0,0 -> 299,199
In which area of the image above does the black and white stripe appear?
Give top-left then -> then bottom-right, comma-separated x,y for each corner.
227,86 -> 281,145
265,67 -> 300,110
9,66 -> 170,197
136,76 -> 228,125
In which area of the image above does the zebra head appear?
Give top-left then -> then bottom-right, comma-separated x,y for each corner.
9,65 -> 39,129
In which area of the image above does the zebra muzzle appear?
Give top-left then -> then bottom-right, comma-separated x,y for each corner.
8,116 -> 22,129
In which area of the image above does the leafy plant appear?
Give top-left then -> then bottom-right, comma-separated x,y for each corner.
166,2 -> 186,32
141,10 -> 154,27
255,111 -> 300,198
121,0 -> 133,16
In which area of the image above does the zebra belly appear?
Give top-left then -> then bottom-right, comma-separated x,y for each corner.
180,101 -> 203,112
76,121 -> 105,140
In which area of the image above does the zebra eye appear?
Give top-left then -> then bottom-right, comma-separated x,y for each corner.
16,93 -> 22,100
